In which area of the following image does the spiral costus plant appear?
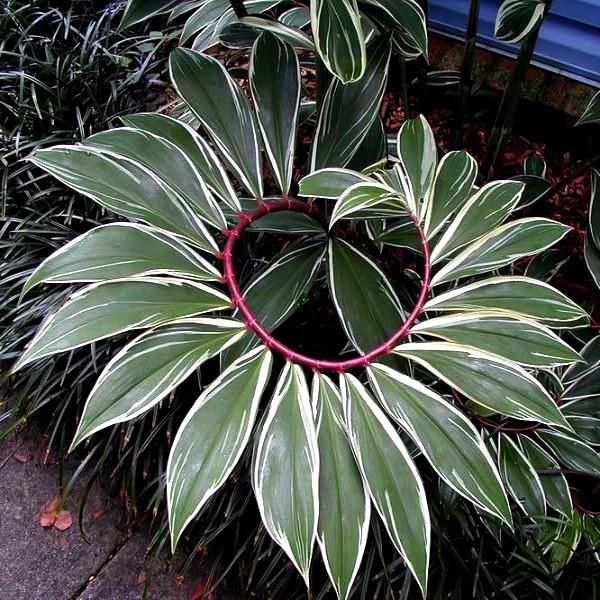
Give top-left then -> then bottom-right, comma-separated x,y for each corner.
14,29 -> 597,599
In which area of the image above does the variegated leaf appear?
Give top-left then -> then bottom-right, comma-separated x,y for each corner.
498,434 -> 546,518
495,0 -> 546,43
329,182 -> 406,227
14,278 -> 230,371
30,146 -> 218,253
374,215 -> 421,251
280,6 -> 311,28
341,374 -> 430,596
23,223 -> 220,296
84,127 -> 226,229
241,16 -> 314,49
425,276 -> 588,326
121,112 -> 240,210
431,180 -> 524,263
328,238 -> 404,353
222,238 -> 326,364
189,0 -> 285,51
575,91 -> 600,127
367,364 -> 512,524
519,435 -> 573,517
396,115 -> 437,214
120,0 -> 180,28
298,168 -> 371,199
311,35 -> 391,170
168,347 -> 272,549
586,233 -> 600,290
424,151 -> 478,237
537,430 -> 600,477
412,313 -> 581,367
71,318 -> 246,447
250,32 -> 300,194
393,342 -> 571,428
169,48 -> 263,197
361,0 -> 428,58
567,415 -> 600,445
590,169 -> 600,248
431,218 -> 570,286
549,513 -> 582,574
181,0 -> 230,43
253,363 -> 319,584
313,375 -> 370,600
311,0 -> 366,83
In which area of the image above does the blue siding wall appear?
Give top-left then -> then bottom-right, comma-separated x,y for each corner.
429,0 -> 600,86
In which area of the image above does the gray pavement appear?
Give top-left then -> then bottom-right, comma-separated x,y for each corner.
0,437 -> 217,600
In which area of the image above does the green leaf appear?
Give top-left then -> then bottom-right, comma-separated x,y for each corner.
222,239 -> 326,364
121,112 -> 240,210
498,434 -> 546,518
424,151 -> 478,237
313,375 -> 370,600
253,363 -> 319,584
425,276 -> 588,325
396,115 -> 437,213
298,168 -> 371,199
393,342 -> 571,428
311,35 -> 391,170
341,374 -> 430,596
84,127 -> 226,230
519,435 -> 573,517
537,430 -> 600,477
30,146 -> 218,253
14,278 -> 230,371
495,0 -> 545,43
71,318 -> 246,447
168,347 -> 272,549
431,180 -> 524,263
413,313 -> 581,368
250,33 -> 300,194
169,48 -> 262,197
120,0 -> 180,28
576,91 -> 600,127
329,182 -> 406,227
360,0 -> 427,58
23,223 -> 220,296
328,238 -> 404,353
311,0 -> 366,83
241,16 -> 314,49
431,218 -> 571,286
367,364 -> 512,524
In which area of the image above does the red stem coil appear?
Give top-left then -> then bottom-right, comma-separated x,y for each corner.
220,198 -> 431,372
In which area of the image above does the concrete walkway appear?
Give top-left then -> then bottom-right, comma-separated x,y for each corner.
0,437 -> 219,600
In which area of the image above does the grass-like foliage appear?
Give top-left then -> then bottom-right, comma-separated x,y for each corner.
12,27 -> 600,597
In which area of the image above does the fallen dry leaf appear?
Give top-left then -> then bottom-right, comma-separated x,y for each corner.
14,451 -> 33,463
53,510 -> 73,531
39,494 -> 73,531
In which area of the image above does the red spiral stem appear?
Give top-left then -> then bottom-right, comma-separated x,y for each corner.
220,198 -> 432,372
